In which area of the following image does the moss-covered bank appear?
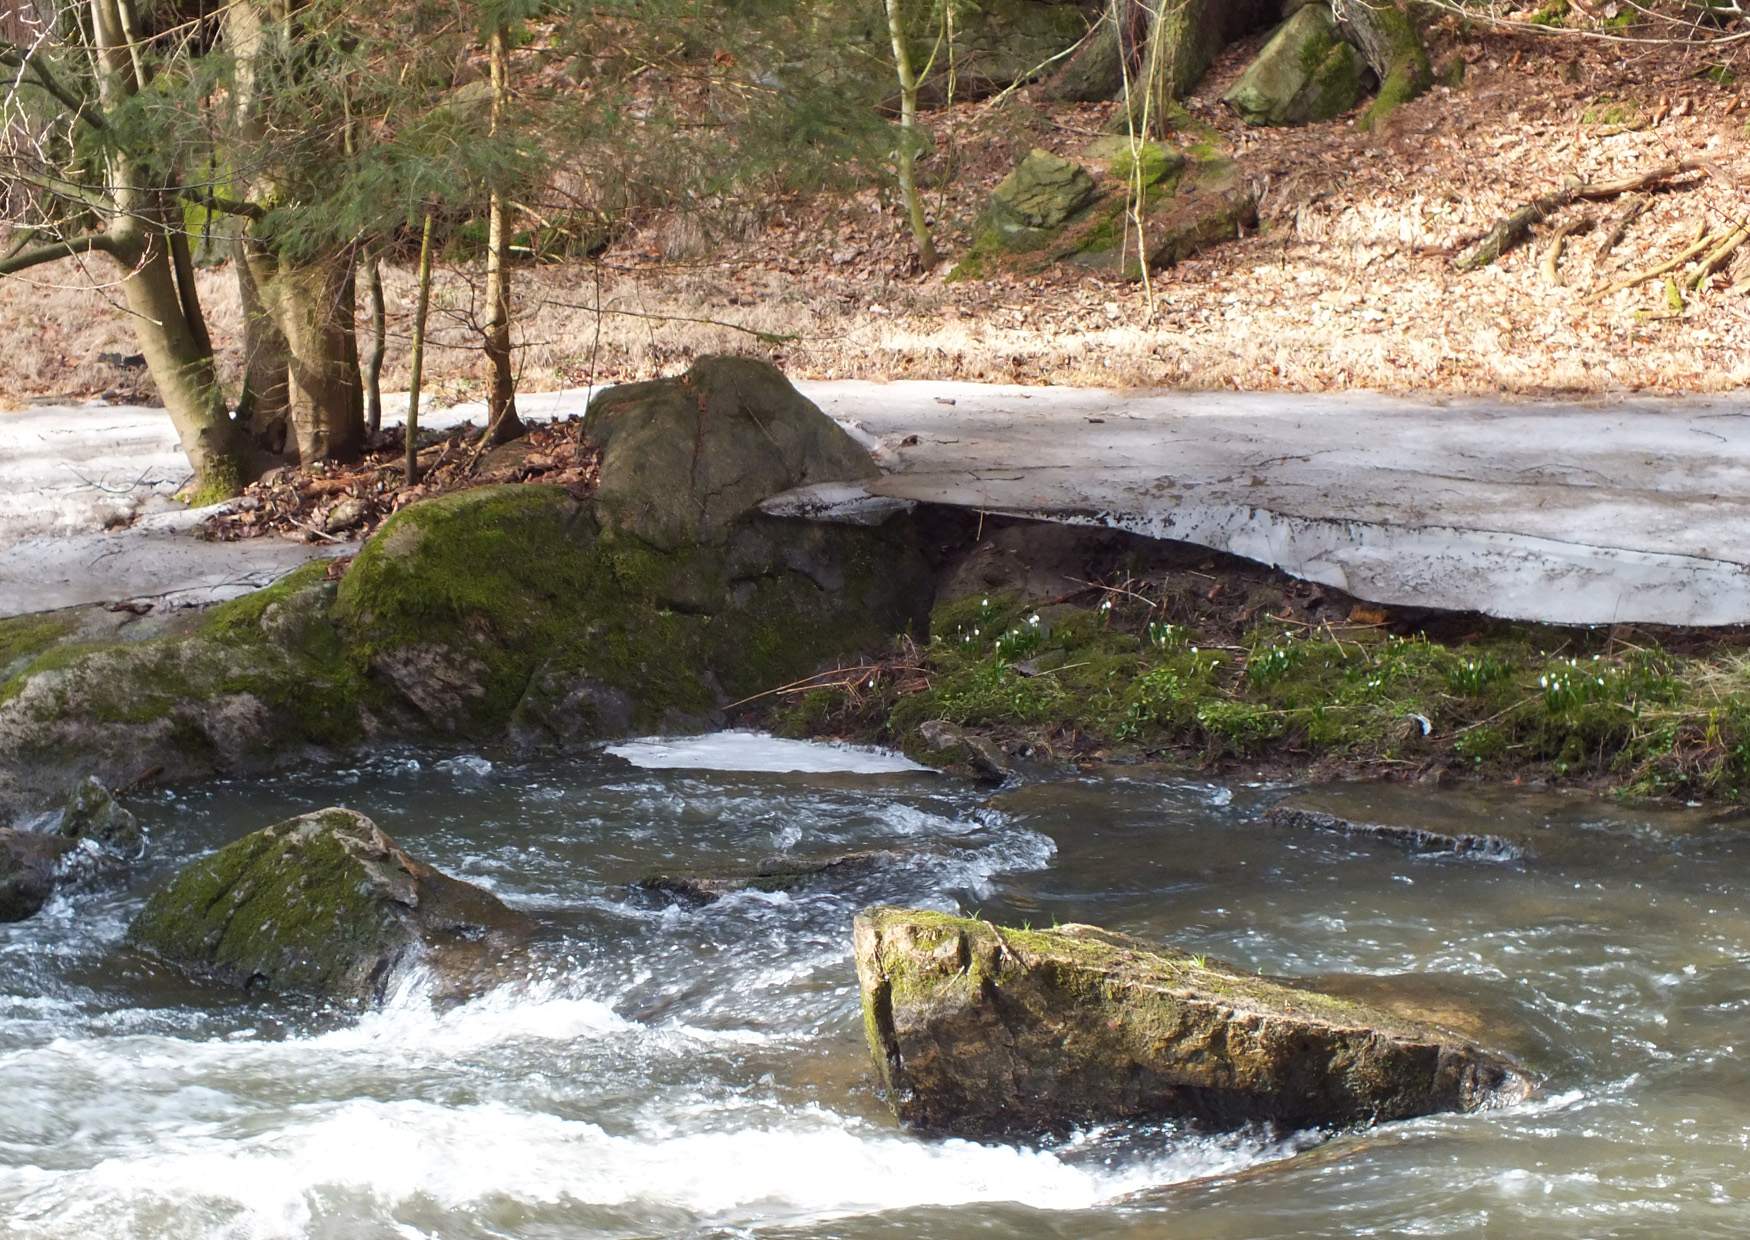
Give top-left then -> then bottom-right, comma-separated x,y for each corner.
775,527 -> 1750,803
0,357 -> 930,819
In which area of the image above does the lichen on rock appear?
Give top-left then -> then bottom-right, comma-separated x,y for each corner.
128,807 -> 533,1002
853,907 -> 1533,1137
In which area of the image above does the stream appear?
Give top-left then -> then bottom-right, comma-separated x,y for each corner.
3,732 -> 1749,1237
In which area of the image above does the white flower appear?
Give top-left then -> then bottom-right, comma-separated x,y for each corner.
1027,613 -> 1041,626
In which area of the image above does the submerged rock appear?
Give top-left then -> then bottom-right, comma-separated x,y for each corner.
128,808 -> 533,1002
854,907 -> 1532,1138
0,778 -> 144,923
1264,804 -> 1523,860
58,776 -> 142,854
638,849 -> 911,904
0,829 -> 74,922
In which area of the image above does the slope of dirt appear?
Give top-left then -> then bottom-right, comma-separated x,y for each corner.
1,16 -> 1746,408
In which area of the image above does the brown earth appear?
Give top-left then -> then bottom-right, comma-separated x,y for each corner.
1,16 -> 1746,410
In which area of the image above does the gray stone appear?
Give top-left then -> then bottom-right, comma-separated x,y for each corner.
855,907 -> 1534,1138
128,807 -> 534,1002
1224,6 -> 1371,127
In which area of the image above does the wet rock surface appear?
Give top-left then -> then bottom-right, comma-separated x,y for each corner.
127,808 -> 533,1002
638,849 -> 913,904
854,907 -> 1533,1138
0,829 -> 75,923
1263,803 -> 1524,860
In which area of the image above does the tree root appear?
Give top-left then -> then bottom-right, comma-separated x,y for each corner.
1541,215 -> 1594,286
1588,226 -> 1732,301
1454,162 -> 1703,273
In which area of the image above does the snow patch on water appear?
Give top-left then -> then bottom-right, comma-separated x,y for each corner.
606,730 -> 930,774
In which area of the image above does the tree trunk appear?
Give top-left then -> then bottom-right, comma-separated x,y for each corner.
406,212 -> 435,487
244,244 -> 365,465
366,252 -> 386,436
120,234 -> 253,502
481,22 -> 523,446
233,235 -> 291,457
1047,0 -> 1276,131
1334,0 -> 1432,129
885,0 -> 940,268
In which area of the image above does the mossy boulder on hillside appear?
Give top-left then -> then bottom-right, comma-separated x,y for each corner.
854,907 -> 1534,1137
956,146 -> 1255,281
978,149 -> 1099,252
128,807 -> 532,1002
1223,5 -> 1370,126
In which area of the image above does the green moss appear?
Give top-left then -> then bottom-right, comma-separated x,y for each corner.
0,613 -> 76,677
129,809 -> 399,995
787,576 -> 1750,801
1583,98 -> 1646,128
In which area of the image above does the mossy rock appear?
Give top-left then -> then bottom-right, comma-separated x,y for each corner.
854,907 -> 1534,1138
1223,5 -> 1371,127
0,563 -> 367,818
58,775 -> 142,854
1066,158 -> 1257,278
586,355 -> 879,551
973,149 -> 1099,255
128,807 -> 533,1002
0,358 -> 933,814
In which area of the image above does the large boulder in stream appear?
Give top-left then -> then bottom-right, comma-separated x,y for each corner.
128,808 -> 532,1002
853,908 -> 1533,1137
0,356 -> 932,816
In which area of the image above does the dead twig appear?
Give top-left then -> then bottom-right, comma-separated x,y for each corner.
1455,162 -> 1704,273
1541,215 -> 1594,285
1589,226 -> 1730,299
1592,196 -> 1649,270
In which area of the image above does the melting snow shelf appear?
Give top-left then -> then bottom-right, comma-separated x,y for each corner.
604,731 -> 930,775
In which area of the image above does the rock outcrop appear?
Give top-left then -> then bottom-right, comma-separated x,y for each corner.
0,829 -> 73,923
854,907 -> 1533,1138
1223,5 -> 1369,126
128,807 -> 532,1001
0,357 -> 933,817
956,144 -> 1256,281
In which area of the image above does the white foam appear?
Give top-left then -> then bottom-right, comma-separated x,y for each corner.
605,730 -> 930,775
0,1096 -> 1296,1237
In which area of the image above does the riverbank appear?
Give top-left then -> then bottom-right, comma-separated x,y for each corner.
763,516 -> 1750,804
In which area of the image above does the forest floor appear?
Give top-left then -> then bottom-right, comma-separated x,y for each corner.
1,16 -> 1747,409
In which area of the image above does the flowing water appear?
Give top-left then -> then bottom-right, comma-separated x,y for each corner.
3,733 -> 1750,1238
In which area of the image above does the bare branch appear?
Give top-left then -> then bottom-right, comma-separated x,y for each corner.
0,232 -> 118,277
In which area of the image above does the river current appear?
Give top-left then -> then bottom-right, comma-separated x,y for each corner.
2,732 -> 1748,1238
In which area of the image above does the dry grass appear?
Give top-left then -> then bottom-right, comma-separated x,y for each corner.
3,19 -> 1749,410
